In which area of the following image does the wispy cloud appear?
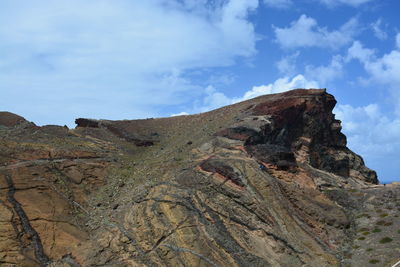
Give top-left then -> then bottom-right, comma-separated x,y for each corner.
276,52 -> 300,76
371,19 -> 388,40
305,55 -> 345,84
0,0 -> 259,125
274,15 -> 359,49
263,0 -> 293,9
316,0 -> 374,7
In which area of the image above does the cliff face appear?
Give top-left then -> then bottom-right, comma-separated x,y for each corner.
0,89 -> 398,267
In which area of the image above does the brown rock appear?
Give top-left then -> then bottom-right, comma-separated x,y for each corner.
0,89 -> 395,267
0,112 -> 27,127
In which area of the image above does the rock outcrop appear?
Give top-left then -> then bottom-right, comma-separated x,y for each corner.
0,112 -> 29,127
1,89 -> 399,267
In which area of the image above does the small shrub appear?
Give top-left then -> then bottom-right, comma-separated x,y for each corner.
358,227 -> 369,232
358,236 -> 366,240
369,259 -> 380,264
366,248 -> 373,252
372,228 -> 381,233
376,220 -> 386,226
379,213 -> 389,218
353,245 -> 360,249
375,209 -> 383,213
362,231 -> 370,235
397,229 -> 400,234
379,237 -> 393,244
384,222 -> 393,226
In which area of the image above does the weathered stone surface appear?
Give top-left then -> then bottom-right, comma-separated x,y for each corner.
0,112 -> 28,127
0,89 -> 398,266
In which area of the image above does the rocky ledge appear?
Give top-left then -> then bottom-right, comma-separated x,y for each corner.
1,89 -> 399,267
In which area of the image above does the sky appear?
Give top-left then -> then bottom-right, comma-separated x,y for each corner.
0,0 -> 399,183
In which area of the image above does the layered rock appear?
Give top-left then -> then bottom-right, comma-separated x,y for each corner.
1,89 -> 398,267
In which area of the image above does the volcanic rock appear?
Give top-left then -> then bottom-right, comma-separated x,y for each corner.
0,112 -> 28,127
0,89 -> 398,267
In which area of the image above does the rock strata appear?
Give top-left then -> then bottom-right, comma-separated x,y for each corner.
0,89 -> 398,267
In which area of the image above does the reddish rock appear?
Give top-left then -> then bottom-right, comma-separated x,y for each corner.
0,112 -> 27,127
0,89 -> 389,267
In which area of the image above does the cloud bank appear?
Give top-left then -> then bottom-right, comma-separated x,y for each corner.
0,0 -> 259,125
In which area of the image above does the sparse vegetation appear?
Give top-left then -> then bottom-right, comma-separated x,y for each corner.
372,228 -> 381,233
366,248 -> 373,252
369,259 -> 380,264
358,236 -> 366,240
344,253 -> 352,259
356,213 -> 370,218
362,231 -> 370,235
379,237 -> 393,244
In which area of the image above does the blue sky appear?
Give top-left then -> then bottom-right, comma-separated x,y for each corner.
0,0 -> 399,183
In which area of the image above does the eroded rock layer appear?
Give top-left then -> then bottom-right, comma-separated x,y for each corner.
1,89 -> 399,267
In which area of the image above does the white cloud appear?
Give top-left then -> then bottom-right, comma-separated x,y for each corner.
276,52 -> 300,76
335,104 -> 397,146
170,112 -> 189,117
317,0 -> 374,7
347,41 -> 400,87
274,15 -> 359,49
347,39 -> 400,117
371,19 -> 388,40
334,103 -> 400,182
0,0 -> 259,126
365,51 -> 400,86
347,41 -> 375,63
264,0 -> 293,9
197,85 -> 233,112
341,37 -> 400,182
233,74 -> 319,102
305,55 -> 344,84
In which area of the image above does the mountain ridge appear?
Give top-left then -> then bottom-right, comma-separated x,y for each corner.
1,89 -> 399,266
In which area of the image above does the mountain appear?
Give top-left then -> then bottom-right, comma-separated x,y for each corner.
0,89 -> 399,267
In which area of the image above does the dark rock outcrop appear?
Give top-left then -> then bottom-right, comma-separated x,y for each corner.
75,118 -> 155,146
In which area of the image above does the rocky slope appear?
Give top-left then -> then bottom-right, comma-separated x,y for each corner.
0,89 -> 399,267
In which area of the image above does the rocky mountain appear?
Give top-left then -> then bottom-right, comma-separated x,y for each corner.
1,89 -> 399,267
